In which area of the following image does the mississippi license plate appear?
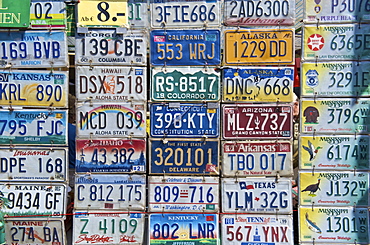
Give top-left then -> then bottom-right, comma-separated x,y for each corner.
150,103 -> 219,138
222,177 -> 292,214
151,67 -> 220,102
222,104 -> 292,139
0,109 -> 67,145
150,29 -> 221,66
224,29 -> 294,65
30,0 -> 67,29
128,0 -> 148,28
150,139 -> 219,175
73,212 -> 144,244
75,174 -> 146,210
76,66 -> 146,102
76,138 -> 146,173
223,67 -> 294,102
76,102 -> 146,138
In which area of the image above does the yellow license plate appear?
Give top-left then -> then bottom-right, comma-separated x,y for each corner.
224,29 -> 294,65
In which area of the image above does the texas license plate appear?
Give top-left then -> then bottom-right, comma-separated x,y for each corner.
128,0 -> 149,28
30,0 -> 67,29
223,67 -> 294,102
76,138 -> 146,173
0,109 -> 67,145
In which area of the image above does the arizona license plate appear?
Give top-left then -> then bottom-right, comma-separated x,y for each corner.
128,0 -> 148,28
222,177 -> 292,214
223,67 -> 294,102
30,0 -> 67,29
0,109 -> 67,145
76,138 -> 146,173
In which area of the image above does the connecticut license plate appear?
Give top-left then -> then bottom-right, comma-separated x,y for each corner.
30,0 -> 67,29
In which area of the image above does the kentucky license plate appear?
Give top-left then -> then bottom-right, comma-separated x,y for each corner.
30,0 -> 67,29
128,0 -> 148,28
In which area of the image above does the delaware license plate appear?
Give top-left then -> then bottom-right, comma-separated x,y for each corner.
151,67 -> 220,102
150,103 -> 219,138
30,0 -> 67,29
222,141 -> 292,177
222,177 -> 292,214
75,174 -> 146,210
128,0 -> 148,28
150,29 -> 221,66
223,67 -> 294,102
0,109 -> 67,145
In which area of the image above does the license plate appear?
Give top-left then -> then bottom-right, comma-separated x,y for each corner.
300,135 -> 370,170
30,0 -> 67,29
224,29 -> 294,65
150,29 -> 221,66
300,207 -> 369,243
76,102 -> 146,138
0,0 -> 30,28
75,174 -> 146,210
76,66 -> 146,102
150,139 -> 219,175
150,103 -> 219,138
301,98 -> 370,134
223,67 -> 294,102
73,212 -> 144,244
75,29 -> 147,66
222,104 -> 292,139
76,138 -> 146,173
222,177 -> 292,214
0,30 -> 68,68
222,141 -> 292,177
0,109 -> 67,145
151,66 -> 220,102
128,0 -> 148,28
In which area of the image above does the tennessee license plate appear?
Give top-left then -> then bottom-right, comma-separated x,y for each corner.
30,0 -> 67,29
128,0 -> 149,28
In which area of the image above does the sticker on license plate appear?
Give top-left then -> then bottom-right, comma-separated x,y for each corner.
128,0 -> 149,29
30,0 -> 67,29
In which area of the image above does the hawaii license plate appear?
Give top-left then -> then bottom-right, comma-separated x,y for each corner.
30,0 -> 67,29
128,0 -> 148,28
223,67 -> 294,102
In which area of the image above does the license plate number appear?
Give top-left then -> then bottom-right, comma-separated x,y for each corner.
30,0 -> 67,29
128,0 -> 148,28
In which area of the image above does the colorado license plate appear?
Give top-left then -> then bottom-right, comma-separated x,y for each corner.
128,0 -> 149,28
30,0 -> 67,29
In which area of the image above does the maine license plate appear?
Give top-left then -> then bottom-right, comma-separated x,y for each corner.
150,29 -> 221,66
76,66 -> 146,102
30,0 -> 67,29
223,67 -> 294,102
222,141 -> 292,177
76,102 -> 146,138
151,66 -> 220,102
150,103 -> 219,138
0,109 -> 67,145
224,29 -> 294,65
128,0 -> 148,29
75,174 -> 146,210
222,104 -> 292,139
149,139 -> 219,175
222,177 -> 292,214
76,138 -> 146,173
0,30 -> 67,68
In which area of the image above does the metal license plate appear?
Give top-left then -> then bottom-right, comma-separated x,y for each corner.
221,214 -> 293,244
76,66 -> 146,102
30,0 -> 67,29
223,67 -> 294,102
151,66 -> 220,102
76,138 -> 146,173
76,102 -> 146,138
300,207 -> 369,243
222,104 -> 292,139
150,139 -> 219,175
301,98 -> 370,134
224,29 -> 294,65
300,135 -> 370,170
150,103 -> 219,138
75,29 -> 147,66
149,213 -> 219,244
0,30 -> 68,68
150,29 -> 221,66
73,212 -> 144,244
128,0 -> 148,29
0,109 -> 67,145
0,0 -> 30,28
222,141 -> 292,177
222,177 -> 292,214
224,0 -> 295,26
75,174 -> 146,210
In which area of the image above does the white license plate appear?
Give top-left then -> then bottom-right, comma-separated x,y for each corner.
30,0 -> 67,29
128,0 -> 149,28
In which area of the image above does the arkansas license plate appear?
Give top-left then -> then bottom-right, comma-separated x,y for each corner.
76,138 -> 146,173
128,0 -> 149,28
30,0 -> 67,29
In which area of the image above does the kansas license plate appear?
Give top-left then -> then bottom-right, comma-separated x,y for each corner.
128,0 -> 148,28
76,66 -> 146,102
150,29 -> 221,66
75,174 -> 146,210
224,29 -> 294,65
150,103 -> 219,138
76,138 -> 146,173
223,67 -> 294,102
0,109 -> 67,145
151,66 -> 220,102
222,177 -> 292,214
30,0 -> 67,29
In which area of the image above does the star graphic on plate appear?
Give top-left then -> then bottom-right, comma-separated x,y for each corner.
307,34 -> 325,51
254,197 -> 260,201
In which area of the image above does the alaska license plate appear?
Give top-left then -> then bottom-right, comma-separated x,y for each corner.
30,0 -> 67,29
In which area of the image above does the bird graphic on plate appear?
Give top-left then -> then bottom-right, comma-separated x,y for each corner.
301,179 -> 321,196
302,140 -> 322,161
